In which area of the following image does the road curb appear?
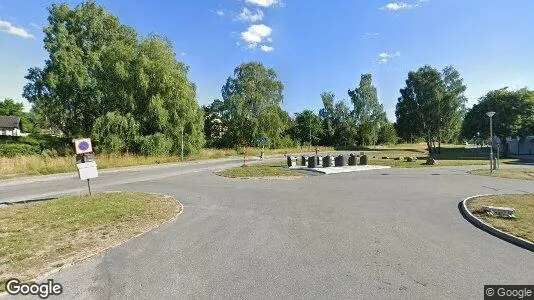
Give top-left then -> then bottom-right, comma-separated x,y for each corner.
459,194 -> 534,252
0,192 -> 183,296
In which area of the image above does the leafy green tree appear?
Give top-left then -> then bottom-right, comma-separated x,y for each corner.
221,62 -> 286,148
292,109 -> 323,148
348,74 -> 388,146
203,99 -> 226,147
395,65 -> 466,153
461,88 -> 534,155
332,100 -> 357,149
92,112 -> 140,153
377,122 -> 399,144
23,1 -> 205,155
319,91 -> 336,145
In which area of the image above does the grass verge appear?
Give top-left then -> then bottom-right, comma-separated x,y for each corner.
216,161 -> 305,179
469,168 -> 534,181
0,192 -> 180,292
0,147 -> 333,180
467,194 -> 534,243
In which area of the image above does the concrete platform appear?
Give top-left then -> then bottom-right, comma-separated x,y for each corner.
289,165 -> 391,174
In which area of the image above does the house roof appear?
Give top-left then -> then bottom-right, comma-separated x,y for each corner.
0,115 -> 21,129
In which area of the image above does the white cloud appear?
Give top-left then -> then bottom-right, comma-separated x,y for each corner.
236,7 -> 264,22
378,51 -> 400,64
215,10 -> 225,16
380,0 -> 428,11
29,22 -> 40,29
0,19 -> 34,39
180,52 -> 187,56
380,2 -> 413,10
365,32 -> 379,37
241,24 -> 272,48
260,45 -> 274,52
245,0 -> 280,8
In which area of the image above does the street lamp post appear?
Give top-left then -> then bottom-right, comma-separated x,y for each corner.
486,111 -> 495,173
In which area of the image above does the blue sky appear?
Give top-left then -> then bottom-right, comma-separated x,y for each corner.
1,0 -> 533,121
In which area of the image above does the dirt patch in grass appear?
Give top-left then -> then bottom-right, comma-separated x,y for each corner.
467,194 -> 534,243
0,192 -> 180,292
216,161 -> 305,179
469,168 -> 534,181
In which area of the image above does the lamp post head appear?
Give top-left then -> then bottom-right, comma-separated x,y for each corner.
486,111 -> 496,118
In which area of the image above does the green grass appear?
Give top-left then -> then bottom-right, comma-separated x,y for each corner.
344,144 -> 522,168
469,168 -> 534,180
0,147 -> 333,180
0,192 -> 180,292
467,194 -> 534,243
216,161 -> 305,178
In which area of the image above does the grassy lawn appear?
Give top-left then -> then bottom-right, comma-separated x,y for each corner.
469,168 -> 534,181
467,194 -> 534,243
0,192 -> 180,292
216,161 -> 305,178
347,144 -> 521,168
0,147 -> 333,180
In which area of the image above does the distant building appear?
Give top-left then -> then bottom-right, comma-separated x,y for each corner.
506,136 -> 534,155
0,115 -> 22,137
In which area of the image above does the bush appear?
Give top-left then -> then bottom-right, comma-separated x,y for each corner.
0,143 -> 41,157
139,133 -> 173,156
41,149 -> 59,158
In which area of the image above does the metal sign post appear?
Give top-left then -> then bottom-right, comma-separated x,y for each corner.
74,138 -> 98,196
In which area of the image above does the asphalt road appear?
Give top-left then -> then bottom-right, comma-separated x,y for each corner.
2,158 -> 534,299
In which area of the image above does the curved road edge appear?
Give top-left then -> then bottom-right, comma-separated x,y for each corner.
458,194 -> 534,252
0,192 -> 183,298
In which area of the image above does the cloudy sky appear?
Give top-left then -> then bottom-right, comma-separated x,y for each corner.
1,0 -> 533,121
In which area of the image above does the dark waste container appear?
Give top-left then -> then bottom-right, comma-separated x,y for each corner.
308,156 -> 317,168
323,155 -> 333,167
301,156 -> 309,166
360,155 -> 368,165
287,156 -> 297,167
334,155 -> 345,167
348,153 -> 357,166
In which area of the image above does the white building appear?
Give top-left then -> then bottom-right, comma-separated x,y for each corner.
0,116 -> 22,137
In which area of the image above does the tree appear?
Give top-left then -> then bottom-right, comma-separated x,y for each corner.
221,62 -> 286,148
395,65 -> 466,153
461,88 -> 534,155
92,112 -> 140,153
203,99 -> 226,147
377,122 -> 399,144
23,1 -> 205,155
292,109 -> 323,148
332,100 -> 357,149
348,74 -> 388,146
319,91 -> 335,145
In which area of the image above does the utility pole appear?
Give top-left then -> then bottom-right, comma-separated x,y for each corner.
308,117 -> 311,150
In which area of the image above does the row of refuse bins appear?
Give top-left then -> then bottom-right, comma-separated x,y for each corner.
287,154 -> 368,168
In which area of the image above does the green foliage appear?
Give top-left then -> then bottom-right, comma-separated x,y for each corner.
0,144 -> 41,157
395,65 -> 467,152
23,1 -> 205,155
221,62 -> 286,148
291,109 -> 323,147
92,112 -> 140,153
461,88 -> 534,144
377,122 -> 399,144
139,133 -> 173,156
348,74 -> 388,146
